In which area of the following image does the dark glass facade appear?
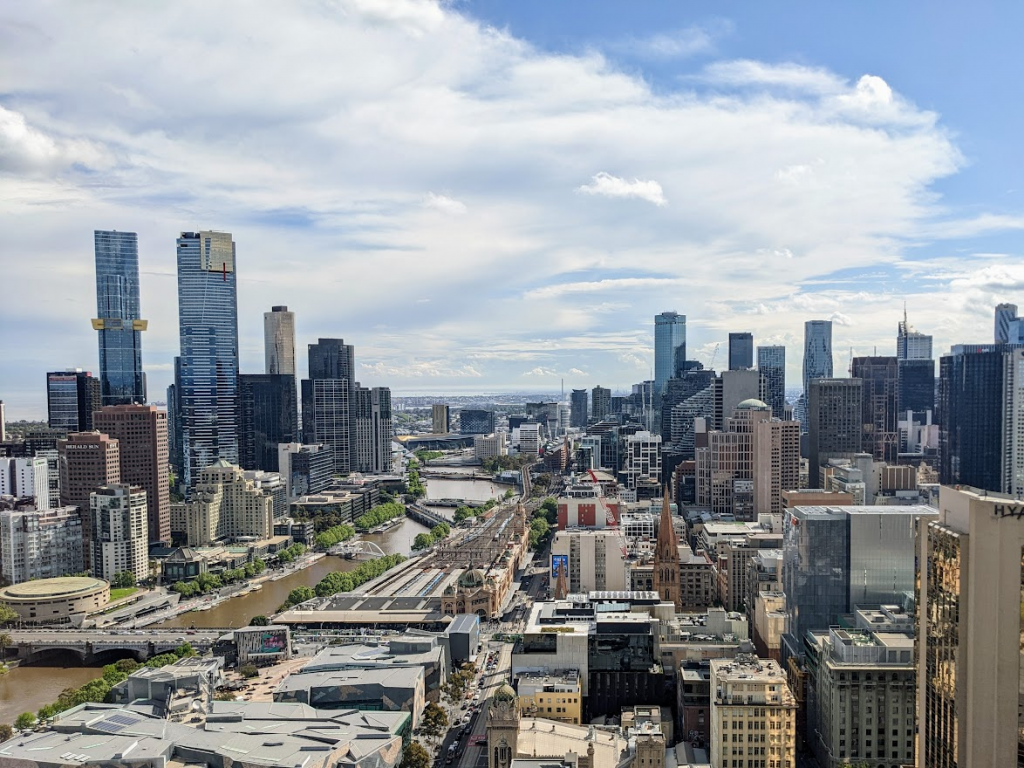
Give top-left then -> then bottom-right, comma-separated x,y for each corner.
238,374 -> 298,472
851,356 -> 899,463
807,378 -> 862,487
176,231 -> 239,488
757,345 -> 786,419
570,389 -> 588,428
288,445 -> 333,497
782,507 -> 849,650
938,346 -> 1006,491
301,379 -> 350,474
46,370 -> 101,432
94,230 -> 146,406
459,409 -> 496,435
898,357 -> 935,415
728,332 -> 754,370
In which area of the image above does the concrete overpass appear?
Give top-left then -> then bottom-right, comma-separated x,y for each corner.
5,628 -> 225,664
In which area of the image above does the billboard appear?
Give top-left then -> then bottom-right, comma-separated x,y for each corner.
257,629 -> 288,654
551,555 -> 568,581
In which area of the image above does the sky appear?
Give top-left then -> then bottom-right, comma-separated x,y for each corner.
3,1 -> 1024,420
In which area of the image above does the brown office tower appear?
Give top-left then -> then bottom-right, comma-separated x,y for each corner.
94,405 -> 170,545
59,431 -> 120,569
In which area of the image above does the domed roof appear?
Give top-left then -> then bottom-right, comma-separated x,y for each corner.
459,569 -> 486,589
736,398 -> 769,410
493,683 -> 517,703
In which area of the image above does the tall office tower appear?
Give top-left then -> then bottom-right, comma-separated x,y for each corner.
0,400 -> 6,442
166,356 -> 183,479
851,356 -> 899,463
0,457 -> 51,509
263,305 -> 296,375
696,400 -> 772,519
727,332 -> 754,370
591,385 -> 612,422
782,503 -> 936,660
459,409 -> 496,435
431,404 -> 450,434
353,386 -> 392,473
654,311 -> 686,394
0,505 -> 84,584
896,311 -> 933,360
181,460 -> 274,546
237,374 -> 298,473
93,230 -> 146,406
623,431 -> 662,491
652,493 -> 680,609
756,345 -> 786,419
93,404 -> 170,545
569,389 -> 588,428
807,378 -> 863,487
302,338 -> 356,475
753,417 -> 801,516
46,370 -> 101,432
995,302 -> 1018,344
939,344 -> 1024,494
915,485 -> 1024,767
277,443 -> 333,499
710,657 -> 796,768
802,320 -> 834,395
898,358 -> 935,416
176,230 -> 240,488
89,484 -> 148,583
58,431 -> 120,569
33,449 -> 61,509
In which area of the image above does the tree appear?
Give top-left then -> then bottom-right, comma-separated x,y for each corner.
440,667 -> 475,716
239,664 -> 259,679
0,723 -> 12,742
112,571 -> 137,589
250,615 -> 271,626
0,632 -> 11,663
285,586 -> 315,606
412,533 -> 435,551
420,702 -> 449,747
14,712 -> 35,731
0,605 -> 17,626
400,741 -> 431,768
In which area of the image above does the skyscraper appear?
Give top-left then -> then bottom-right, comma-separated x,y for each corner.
431,404 -> 450,434
353,386 -> 392,473
591,385 -> 611,422
654,312 -> 686,394
727,332 -> 754,371
93,405 -> 170,545
570,389 -> 588,428
89,483 -> 148,583
939,344 -> 1020,493
301,338 -> 356,475
46,370 -> 101,433
264,305 -> 296,375
802,320 -> 834,394
459,409 -> 495,435
807,378 -> 863,487
756,345 -> 786,419
93,230 -> 146,406
176,230 -> 240,488
237,374 -> 298,473
58,431 -> 120,570
896,311 -> 933,360
851,356 -> 899,463
995,302 -> 1018,344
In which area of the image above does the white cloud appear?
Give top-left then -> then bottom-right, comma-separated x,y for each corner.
0,0 -> 1011,414
576,172 -> 667,207
611,22 -> 731,60
830,311 -> 854,327
423,192 -> 467,215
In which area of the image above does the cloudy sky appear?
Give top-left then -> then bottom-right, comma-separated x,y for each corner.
3,1 -> 1024,419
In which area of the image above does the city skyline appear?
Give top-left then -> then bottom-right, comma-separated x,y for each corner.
4,3 -> 1024,419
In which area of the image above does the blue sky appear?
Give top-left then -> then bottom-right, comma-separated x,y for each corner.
2,1 -> 1024,419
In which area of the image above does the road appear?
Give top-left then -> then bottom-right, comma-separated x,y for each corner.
455,640 -> 513,768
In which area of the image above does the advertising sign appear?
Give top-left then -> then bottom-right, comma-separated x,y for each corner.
551,554 -> 568,581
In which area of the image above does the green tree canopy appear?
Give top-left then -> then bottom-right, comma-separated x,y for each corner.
400,742 -> 431,768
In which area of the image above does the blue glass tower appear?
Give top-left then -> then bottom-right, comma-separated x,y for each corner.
93,230 -> 146,406
176,231 -> 240,488
654,311 -> 686,395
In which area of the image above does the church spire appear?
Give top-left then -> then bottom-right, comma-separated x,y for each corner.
652,490 -> 681,610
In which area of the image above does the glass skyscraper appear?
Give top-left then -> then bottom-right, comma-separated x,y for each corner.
727,332 -> 754,370
176,231 -> 240,488
93,230 -> 146,406
654,311 -> 686,394
756,345 -> 786,419
802,320 -> 833,394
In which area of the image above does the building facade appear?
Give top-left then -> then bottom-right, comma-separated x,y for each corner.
995,302 -> 1018,344
460,409 -> 497,435
237,373 -> 299,473
47,370 -> 101,433
757,345 -> 786,420
807,378 -> 863,488
0,457 -> 50,509
90,484 -> 149,583
263,305 -> 296,375
802,320 -> 834,394
353,386 -> 392,473
176,230 -> 240,488
655,312 -> 687,394
753,417 -> 801,517
182,460 -> 274,546
93,229 -> 146,406
93,405 -> 170,545
591,386 -> 611,422
851,356 -> 899,463
728,332 -> 754,371
623,431 -> 662,491
550,528 -> 628,593
0,506 -> 84,584
278,443 -> 333,499
58,431 -> 121,570
569,390 -> 588,429
431,404 -> 450,434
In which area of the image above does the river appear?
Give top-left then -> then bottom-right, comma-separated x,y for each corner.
0,517 -> 431,725
0,474 -> 497,726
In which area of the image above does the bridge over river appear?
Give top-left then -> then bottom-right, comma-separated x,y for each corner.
4,628 -> 225,664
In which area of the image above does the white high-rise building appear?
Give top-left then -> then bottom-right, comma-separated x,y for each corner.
624,431 -> 662,491
0,505 -> 84,584
182,460 -> 274,546
0,400 -> 5,442
0,457 -> 51,510
550,528 -> 627,593
518,423 -> 541,456
995,302 -> 1018,344
90,484 -> 148,583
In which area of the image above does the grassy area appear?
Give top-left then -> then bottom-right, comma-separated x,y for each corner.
108,587 -> 138,602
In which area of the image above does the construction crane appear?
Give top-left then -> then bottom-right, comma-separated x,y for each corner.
587,469 -> 618,527
708,342 -> 721,371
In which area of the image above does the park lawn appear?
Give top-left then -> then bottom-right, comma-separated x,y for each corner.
109,587 -> 139,602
